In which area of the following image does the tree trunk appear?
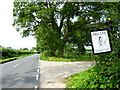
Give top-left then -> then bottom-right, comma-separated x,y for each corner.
77,44 -> 86,55
58,47 -> 64,58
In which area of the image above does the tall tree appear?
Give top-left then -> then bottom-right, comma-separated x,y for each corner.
14,2 -> 120,57
13,2 -> 88,57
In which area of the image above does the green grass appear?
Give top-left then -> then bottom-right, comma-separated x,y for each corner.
65,64 -> 120,88
0,54 -> 35,63
41,53 -> 98,62
65,67 -> 97,88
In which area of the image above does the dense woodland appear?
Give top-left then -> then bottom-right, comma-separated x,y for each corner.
13,1 -> 120,88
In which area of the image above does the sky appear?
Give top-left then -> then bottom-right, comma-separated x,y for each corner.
0,0 -> 37,50
0,0 -> 92,50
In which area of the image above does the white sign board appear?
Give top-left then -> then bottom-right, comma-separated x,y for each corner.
90,29 -> 112,54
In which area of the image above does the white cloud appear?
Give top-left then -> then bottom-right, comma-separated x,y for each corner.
0,0 -> 36,50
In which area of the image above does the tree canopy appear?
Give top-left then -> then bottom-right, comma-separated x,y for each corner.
13,2 -> 120,57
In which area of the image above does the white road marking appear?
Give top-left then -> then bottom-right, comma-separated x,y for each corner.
37,69 -> 40,72
13,64 -> 19,67
34,86 -> 37,89
36,75 -> 39,80
38,66 -> 40,68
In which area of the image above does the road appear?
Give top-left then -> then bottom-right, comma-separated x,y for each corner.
0,54 -> 40,89
40,60 -> 95,88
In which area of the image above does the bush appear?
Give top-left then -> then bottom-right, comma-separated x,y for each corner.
66,64 -> 120,88
55,49 -> 59,57
40,50 -> 51,60
66,68 -> 98,88
66,49 -> 120,88
1,46 -> 35,59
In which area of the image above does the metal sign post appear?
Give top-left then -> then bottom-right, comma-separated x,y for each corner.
90,29 -> 112,54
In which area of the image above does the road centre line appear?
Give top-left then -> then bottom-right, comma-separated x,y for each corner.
37,69 -> 40,72
34,86 -> 38,89
36,75 -> 39,80
13,64 -> 20,67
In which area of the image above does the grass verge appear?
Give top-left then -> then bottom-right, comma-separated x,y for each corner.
65,65 -> 120,88
65,67 -> 97,88
41,53 -> 98,62
0,54 -> 35,64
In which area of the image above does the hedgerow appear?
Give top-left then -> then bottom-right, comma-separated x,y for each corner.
0,46 -> 35,59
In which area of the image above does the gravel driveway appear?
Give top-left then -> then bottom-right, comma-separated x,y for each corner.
39,60 -> 95,88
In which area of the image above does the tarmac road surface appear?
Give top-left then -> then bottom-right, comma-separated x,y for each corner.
0,54 -> 40,89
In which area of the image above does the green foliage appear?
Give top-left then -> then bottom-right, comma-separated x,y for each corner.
22,48 -> 28,51
86,49 -> 92,51
66,62 -> 120,88
0,54 -> 34,63
65,2 -> 120,88
94,53 -> 120,88
30,47 -> 36,51
13,2 -> 92,57
92,2 -> 120,88
40,53 -> 97,62
1,46 -> 35,60
40,50 -> 52,60
66,68 -> 97,88
13,2 -> 120,88
55,49 -> 59,57
64,43 -> 78,53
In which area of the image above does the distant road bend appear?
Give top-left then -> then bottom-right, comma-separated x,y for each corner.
0,54 -> 40,89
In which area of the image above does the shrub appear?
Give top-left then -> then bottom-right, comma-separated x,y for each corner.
55,49 -> 59,57
1,46 -> 35,59
40,50 -> 51,60
66,68 -> 98,88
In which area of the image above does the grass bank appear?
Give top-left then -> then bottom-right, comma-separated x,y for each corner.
41,53 -> 98,62
0,54 -> 35,63
65,67 -> 97,88
65,65 -> 120,88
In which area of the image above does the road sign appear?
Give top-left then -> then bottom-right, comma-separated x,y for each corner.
90,29 -> 112,54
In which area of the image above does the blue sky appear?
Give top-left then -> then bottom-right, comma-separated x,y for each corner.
0,0 -> 36,50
